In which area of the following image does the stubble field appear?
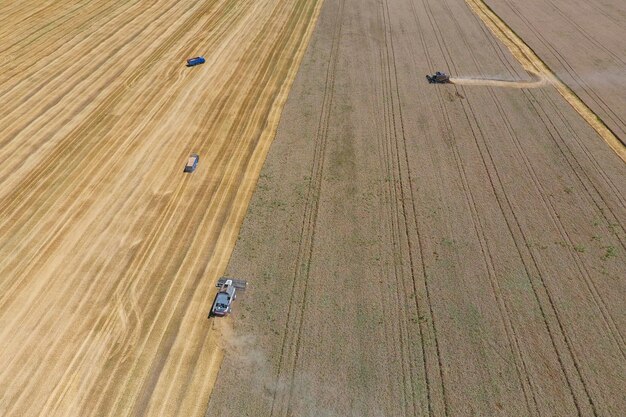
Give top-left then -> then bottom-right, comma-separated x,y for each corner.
0,0 -> 323,416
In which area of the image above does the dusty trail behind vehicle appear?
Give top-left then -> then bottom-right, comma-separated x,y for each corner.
464,0 -> 626,162
482,0 -> 626,144
450,73 -> 547,88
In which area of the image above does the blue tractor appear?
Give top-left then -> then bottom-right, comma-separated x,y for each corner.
186,56 -> 205,67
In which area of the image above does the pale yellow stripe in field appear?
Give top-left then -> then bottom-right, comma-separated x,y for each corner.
464,0 -> 626,163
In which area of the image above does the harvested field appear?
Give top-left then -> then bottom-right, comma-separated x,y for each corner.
0,0 -> 323,416
207,0 -> 626,415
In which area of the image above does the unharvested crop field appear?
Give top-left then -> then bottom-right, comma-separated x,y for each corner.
0,0 -> 323,415
206,0 -> 626,415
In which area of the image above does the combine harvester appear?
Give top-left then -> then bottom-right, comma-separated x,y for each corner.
186,56 -> 205,67
426,71 -> 450,84
209,278 -> 247,317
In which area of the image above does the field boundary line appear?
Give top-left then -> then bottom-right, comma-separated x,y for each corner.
463,0 -> 626,163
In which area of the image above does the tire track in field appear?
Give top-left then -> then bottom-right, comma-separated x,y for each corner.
459,104 -> 594,417
371,4 -> 416,413
381,0 -> 453,414
447,0 -> 625,397
377,2 -> 421,413
412,0 -> 541,414
269,1 -> 344,415
517,88 -> 626,352
542,0 -> 625,66
514,88 -> 626,356
527,87 -> 626,231
428,2 -> 596,409
466,104 -> 599,417
416,3 -> 588,415
463,0 -> 626,162
547,0 -> 622,28
463,0 -> 626,379
496,0 -> 626,143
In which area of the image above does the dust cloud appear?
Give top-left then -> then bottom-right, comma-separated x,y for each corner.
215,322 -> 385,417
450,73 -> 549,88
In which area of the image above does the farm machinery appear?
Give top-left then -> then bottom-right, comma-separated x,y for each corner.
209,278 -> 247,317
426,71 -> 450,84
186,56 -> 206,67
184,153 -> 199,172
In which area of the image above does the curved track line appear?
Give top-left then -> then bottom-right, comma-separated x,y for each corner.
463,0 -> 626,163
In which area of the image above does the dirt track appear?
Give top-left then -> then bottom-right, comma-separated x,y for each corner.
207,0 -> 626,415
0,0 -> 323,415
